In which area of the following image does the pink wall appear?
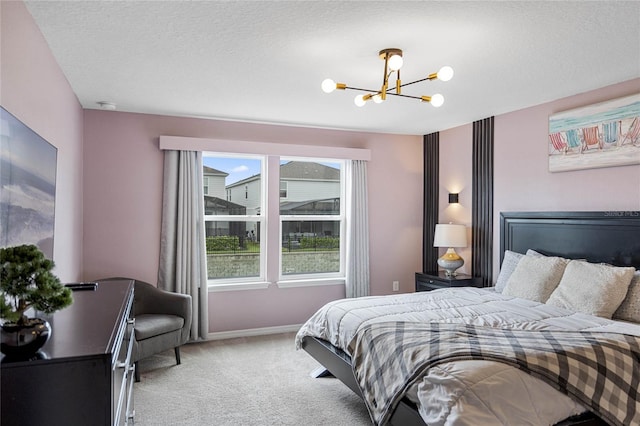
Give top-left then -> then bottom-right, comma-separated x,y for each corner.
440,78 -> 640,282
437,124 -> 473,274
0,1 -> 84,282
82,111 -> 423,332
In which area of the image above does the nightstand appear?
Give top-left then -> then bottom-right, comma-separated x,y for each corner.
415,271 -> 480,292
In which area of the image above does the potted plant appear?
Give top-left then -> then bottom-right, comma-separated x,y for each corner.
0,244 -> 73,357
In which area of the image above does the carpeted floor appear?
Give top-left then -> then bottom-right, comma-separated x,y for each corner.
133,332 -> 372,425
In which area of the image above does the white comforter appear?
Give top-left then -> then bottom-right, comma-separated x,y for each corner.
295,287 -> 640,426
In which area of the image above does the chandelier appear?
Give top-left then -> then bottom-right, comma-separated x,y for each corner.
321,48 -> 453,108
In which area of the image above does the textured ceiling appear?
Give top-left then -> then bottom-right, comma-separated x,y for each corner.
25,1 -> 640,135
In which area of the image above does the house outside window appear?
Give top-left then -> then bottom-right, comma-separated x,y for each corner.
279,159 -> 343,278
203,166 -> 228,197
203,155 -> 264,283
203,154 -> 345,287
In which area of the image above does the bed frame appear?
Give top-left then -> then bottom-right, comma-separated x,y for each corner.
301,211 -> 640,426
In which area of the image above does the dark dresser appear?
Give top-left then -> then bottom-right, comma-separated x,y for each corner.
1,279 -> 135,426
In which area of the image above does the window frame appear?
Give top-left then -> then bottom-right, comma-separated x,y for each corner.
202,153 -> 267,288
277,157 -> 346,284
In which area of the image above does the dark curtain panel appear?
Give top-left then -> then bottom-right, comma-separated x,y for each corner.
423,133 -> 439,273
472,117 -> 494,287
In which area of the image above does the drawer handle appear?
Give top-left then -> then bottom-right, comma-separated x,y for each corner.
127,319 -> 135,325
116,361 -> 129,369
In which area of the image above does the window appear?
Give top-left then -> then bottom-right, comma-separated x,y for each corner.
203,154 -> 264,284
280,159 -> 344,278
202,154 -> 345,288
203,176 -> 209,196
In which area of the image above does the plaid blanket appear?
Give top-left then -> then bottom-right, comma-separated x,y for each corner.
348,322 -> 640,426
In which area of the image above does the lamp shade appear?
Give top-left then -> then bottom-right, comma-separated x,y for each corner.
433,224 -> 467,248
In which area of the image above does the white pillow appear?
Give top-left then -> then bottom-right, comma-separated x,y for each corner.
612,271 -> 640,323
495,250 -> 524,293
502,255 -> 568,303
525,249 -> 545,257
547,261 -> 636,319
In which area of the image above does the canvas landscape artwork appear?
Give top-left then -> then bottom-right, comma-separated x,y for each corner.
0,107 -> 57,258
548,93 -> 640,172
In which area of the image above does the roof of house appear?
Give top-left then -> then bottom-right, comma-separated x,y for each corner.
225,161 -> 339,188
280,161 -> 339,181
203,166 -> 228,177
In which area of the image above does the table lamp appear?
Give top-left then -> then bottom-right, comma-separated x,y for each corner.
433,223 -> 467,276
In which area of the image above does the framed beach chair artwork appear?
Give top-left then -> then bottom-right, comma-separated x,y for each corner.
548,93 -> 640,172
602,120 -> 621,147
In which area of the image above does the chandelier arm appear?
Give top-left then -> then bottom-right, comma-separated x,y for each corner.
398,76 -> 434,88
383,92 -> 424,100
344,86 -> 380,93
342,75 -> 438,93
344,86 -> 429,101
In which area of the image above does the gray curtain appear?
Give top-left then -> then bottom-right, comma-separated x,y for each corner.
158,150 -> 209,340
346,160 -> 370,298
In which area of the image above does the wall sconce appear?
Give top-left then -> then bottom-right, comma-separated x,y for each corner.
449,193 -> 459,204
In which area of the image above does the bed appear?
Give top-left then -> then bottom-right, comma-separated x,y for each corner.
295,211 -> 640,426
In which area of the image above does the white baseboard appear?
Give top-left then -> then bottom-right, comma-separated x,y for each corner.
205,324 -> 303,340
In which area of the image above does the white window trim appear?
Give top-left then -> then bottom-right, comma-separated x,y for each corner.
208,281 -> 271,292
203,154 -> 267,286
278,157 -> 346,283
276,278 -> 346,288
160,135 -> 371,161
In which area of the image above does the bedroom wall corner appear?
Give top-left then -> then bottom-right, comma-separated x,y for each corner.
0,1 -> 84,282
438,78 -> 640,284
492,79 -> 640,278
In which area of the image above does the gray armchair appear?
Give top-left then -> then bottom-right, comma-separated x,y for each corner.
100,278 -> 192,381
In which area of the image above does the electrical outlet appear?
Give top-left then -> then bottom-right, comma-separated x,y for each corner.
392,281 -> 399,292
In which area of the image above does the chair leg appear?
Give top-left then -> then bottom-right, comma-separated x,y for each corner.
175,346 -> 181,365
134,362 -> 140,382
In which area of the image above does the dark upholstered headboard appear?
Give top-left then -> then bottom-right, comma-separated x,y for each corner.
500,211 -> 640,269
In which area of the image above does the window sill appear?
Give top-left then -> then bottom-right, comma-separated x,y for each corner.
208,281 -> 270,292
276,278 -> 345,289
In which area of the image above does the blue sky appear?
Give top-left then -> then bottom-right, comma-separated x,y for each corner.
203,156 -> 261,185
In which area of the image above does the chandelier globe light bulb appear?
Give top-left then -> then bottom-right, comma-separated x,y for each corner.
321,78 -> 337,93
388,54 -> 403,71
372,94 -> 383,104
437,66 -> 454,82
431,93 -> 445,107
354,95 -> 366,107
